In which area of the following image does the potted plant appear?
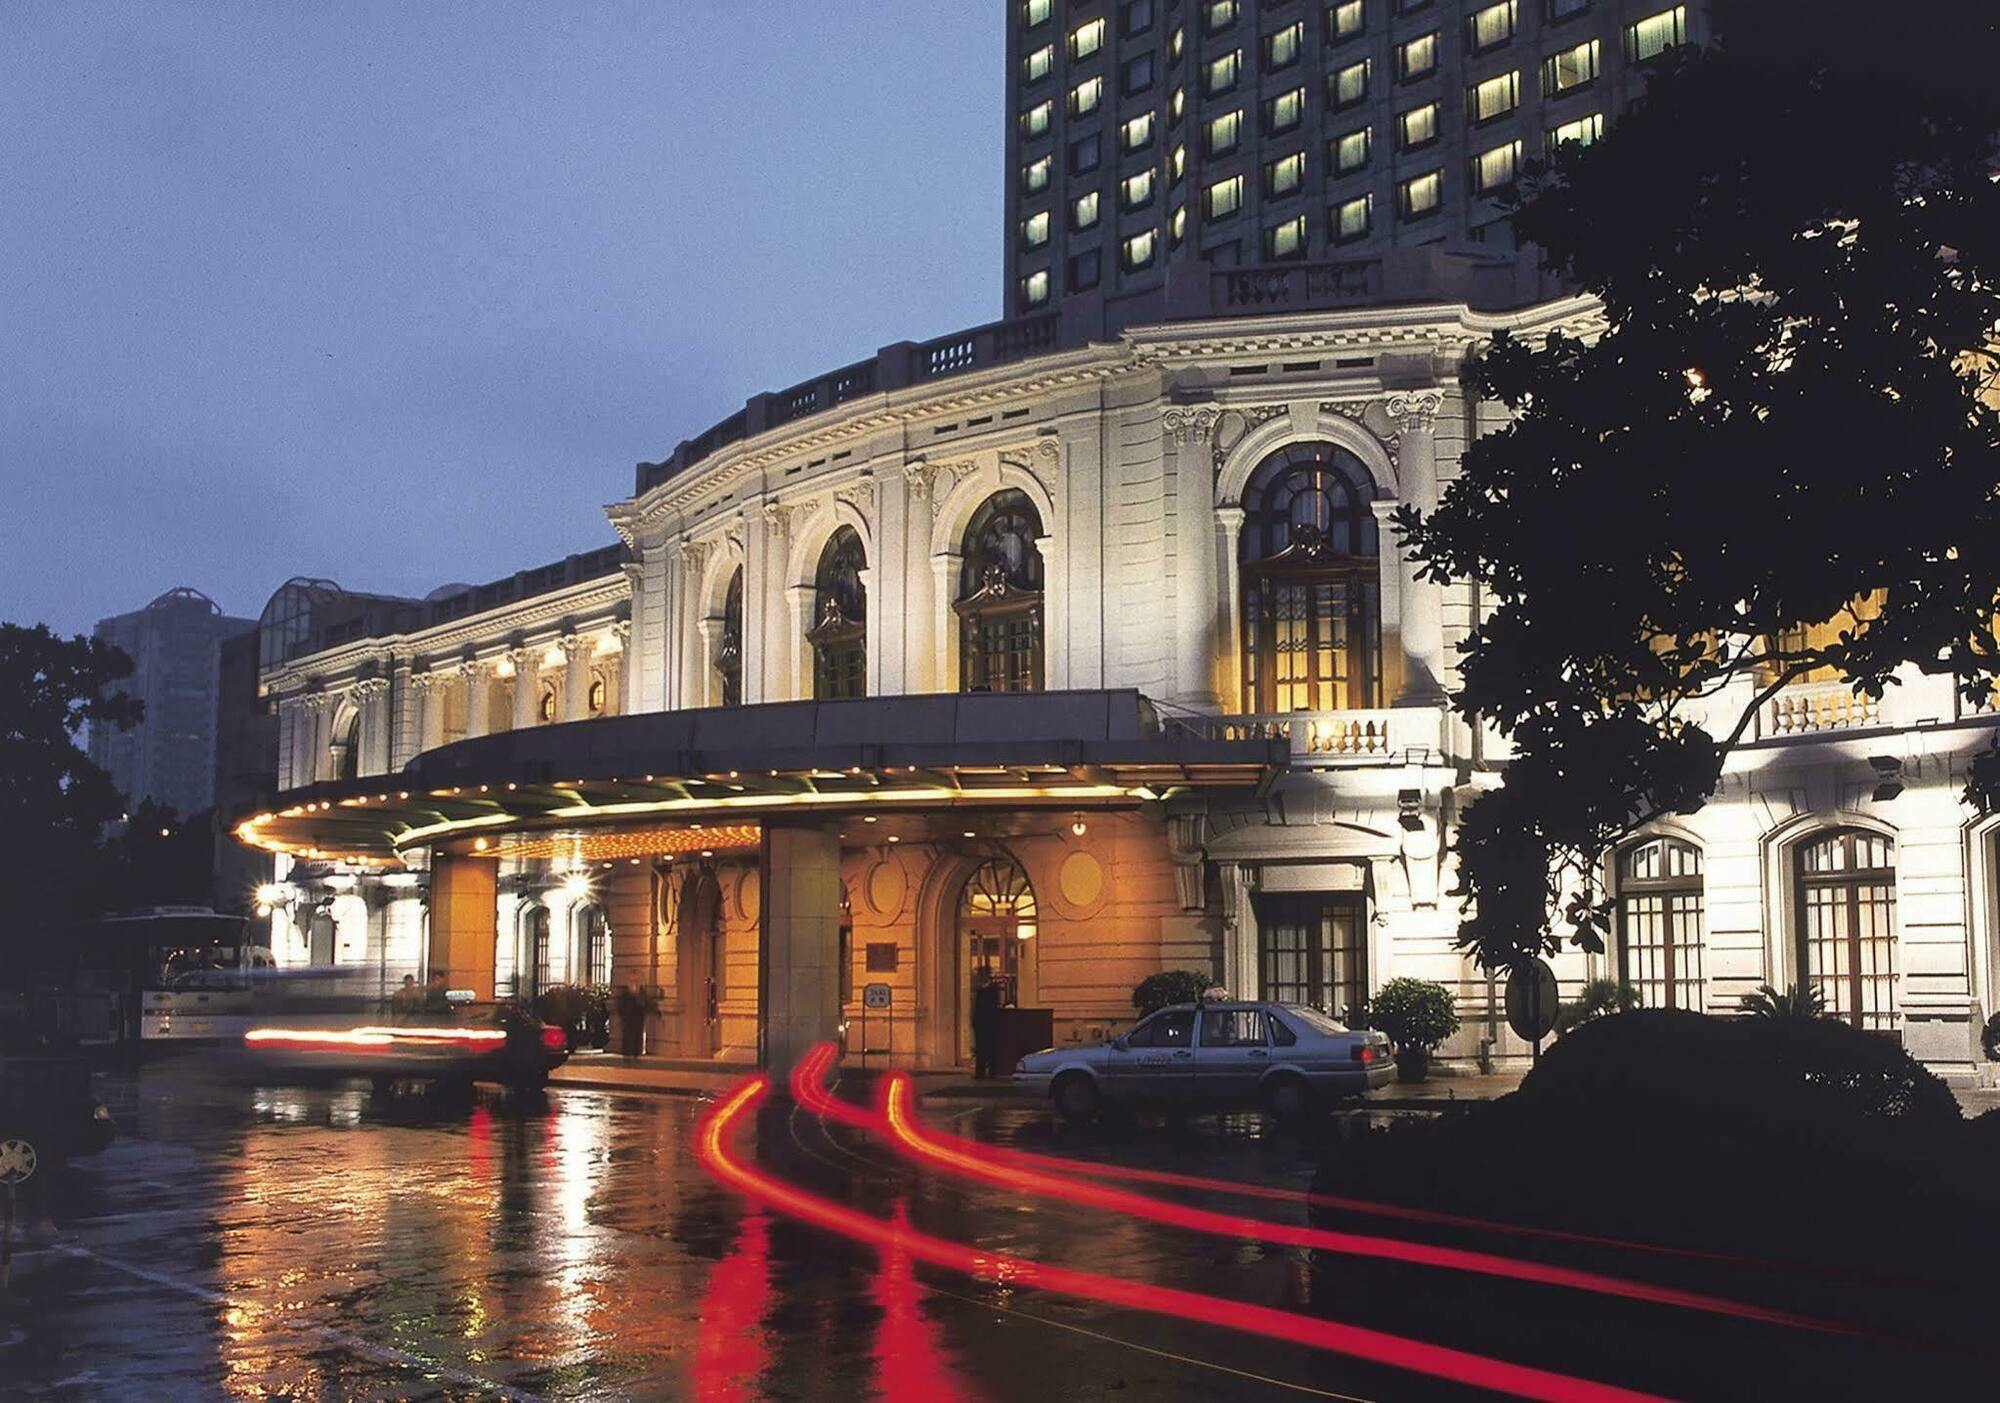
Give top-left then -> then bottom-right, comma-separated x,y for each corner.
1369,978 -> 1460,1082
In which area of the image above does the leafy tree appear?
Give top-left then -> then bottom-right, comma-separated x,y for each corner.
1368,978 -> 1460,1056
0,623 -> 142,946
103,799 -> 216,910
1398,0 -> 2000,971
1552,978 -> 1639,1037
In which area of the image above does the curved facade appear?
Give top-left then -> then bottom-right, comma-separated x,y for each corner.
250,293 -> 2000,1081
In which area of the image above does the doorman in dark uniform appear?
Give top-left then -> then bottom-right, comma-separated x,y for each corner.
971,973 -> 1003,1080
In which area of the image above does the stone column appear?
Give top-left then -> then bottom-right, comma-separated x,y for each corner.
428,852 -> 498,999
416,671 -> 445,752
464,660 -> 492,737
1213,506 -> 1247,712
1387,391 -> 1448,705
1165,406 -> 1222,711
786,583 -> 816,701
758,819 -> 844,1078
562,635 -> 593,722
929,552 -> 960,694
357,676 -> 392,776
510,647 -> 541,730
902,462 -> 939,693
695,617 -> 722,709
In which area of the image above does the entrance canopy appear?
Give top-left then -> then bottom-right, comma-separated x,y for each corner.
236,690 -> 1281,866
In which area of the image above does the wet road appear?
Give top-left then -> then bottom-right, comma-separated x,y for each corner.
0,1062 -> 1980,1400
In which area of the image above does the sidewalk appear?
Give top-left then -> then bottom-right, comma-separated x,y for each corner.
547,1052 -> 1026,1101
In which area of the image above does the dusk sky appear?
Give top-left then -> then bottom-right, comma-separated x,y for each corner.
2,2 -> 1002,637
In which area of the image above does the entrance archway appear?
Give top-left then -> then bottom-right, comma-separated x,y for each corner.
954,853 -> 1038,1066
677,867 -> 725,1057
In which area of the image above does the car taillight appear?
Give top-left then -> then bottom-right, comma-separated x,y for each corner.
1352,1044 -> 1376,1064
540,1026 -> 568,1053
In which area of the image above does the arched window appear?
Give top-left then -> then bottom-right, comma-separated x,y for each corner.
522,905 -> 552,1001
1617,837 -> 1704,1010
1797,830 -> 1897,1032
1238,443 -> 1381,713
958,854 -> 1038,1011
327,707 -> 360,781
808,526 -> 868,699
717,567 -> 744,707
538,681 -> 559,725
956,490 -> 1045,693
575,904 -> 611,987
587,673 -> 609,715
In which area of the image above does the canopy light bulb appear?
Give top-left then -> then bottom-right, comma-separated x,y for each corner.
1071,815 -> 1088,837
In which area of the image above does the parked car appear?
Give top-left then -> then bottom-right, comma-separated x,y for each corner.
1013,1001 -> 1393,1121
0,1052 -> 116,1185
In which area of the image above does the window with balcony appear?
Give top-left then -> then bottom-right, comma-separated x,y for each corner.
1333,126 -> 1371,173
1330,59 -> 1371,109
716,567 -> 744,707
1071,76 -> 1104,117
1073,190 -> 1102,228
1543,39 -> 1600,95
1468,70 -> 1520,123
1208,108 -> 1243,155
1334,193 -> 1373,242
1265,20 -> 1305,71
808,526 -> 867,700
1238,443 -> 1382,713
1265,151 -> 1306,198
1265,85 -> 1307,135
1617,837 -> 1704,1012
1071,17 -> 1107,60
1626,6 -> 1688,63
1265,214 -> 1308,261
957,491 -> 1046,694
1206,50 -> 1242,95
1122,111 -> 1157,151
1546,111 -> 1603,152
1396,31 -> 1439,82
1206,173 -> 1245,220
1470,138 -> 1522,194
1122,168 -> 1157,209
1024,44 -> 1055,84
1397,101 -> 1439,151
1327,0 -> 1365,44
1399,168 -> 1442,219
1021,99 -> 1054,138
1796,830 -> 1898,1033
1123,228 -> 1159,269
1467,0 -> 1517,52
1022,210 -> 1051,249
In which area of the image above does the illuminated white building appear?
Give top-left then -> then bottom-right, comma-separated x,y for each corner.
249,264 -> 1998,1083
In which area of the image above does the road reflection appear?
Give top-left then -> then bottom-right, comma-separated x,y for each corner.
692,1210 -> 772,1401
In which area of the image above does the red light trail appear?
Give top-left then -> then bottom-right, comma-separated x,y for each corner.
878,1074 -> 1856,1338
786,1043 -> 1774,1273
695,1076 -> 1663,1403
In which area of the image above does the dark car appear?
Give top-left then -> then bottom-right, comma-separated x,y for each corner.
1,1052 -> 116,1188
241,1004 -> 570,1091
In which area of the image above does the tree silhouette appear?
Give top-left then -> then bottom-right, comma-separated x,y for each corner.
1398,0 -> 2000,971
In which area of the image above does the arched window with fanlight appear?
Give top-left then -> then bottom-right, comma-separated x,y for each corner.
716,567 -> 744,707
958,853 -> 1039,1018
1238,443 -> 1381,713
808,526 -> 868,699
957,491 -> 1046,693
1797,829 -> 1898,1032
1617,837 -> 1704,1010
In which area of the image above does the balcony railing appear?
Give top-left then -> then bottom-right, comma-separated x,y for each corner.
1759,681 -> 1882,738
1165,707 -> 1445,765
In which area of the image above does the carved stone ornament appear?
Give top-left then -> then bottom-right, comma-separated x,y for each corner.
835,474 -> 877,518
902,460 -> 939,501
1385,389 -> 1445,434
354,677 -> 391,698
1162,405 -> 1221,445
761,498 -> 788,538
678,538 -> 710,578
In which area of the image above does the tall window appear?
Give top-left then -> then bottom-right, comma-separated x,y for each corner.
524,905 -> 552,1002
327,707 -> 360,781
1239,444 -> 1381,713
957,490 -> 1045,694
1617,837 -> 1704,1010
716,567 -> 744,707
576,904 -> 611,987
808,526 -> 867,700
1797,831 -> 1898,1032
1257,894 -> 1366,1019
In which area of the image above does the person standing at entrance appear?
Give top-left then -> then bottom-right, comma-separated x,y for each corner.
971,973 -> 1003,1080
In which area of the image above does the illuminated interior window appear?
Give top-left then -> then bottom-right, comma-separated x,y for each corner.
1024,44 -> 1054,84
1467,0 -> 1517,52
1265,151 -> 1306,198
1626,5 -> 1688,63
1170,203 -> 1187,243
1070,17 -> 1106,59
1617,837 -> 1704,1012
1333,127 -> 1371,174
1547,112 -> 1604,153
1122,229 -> 1158,269
1073,190 -> 1100,228
1328,0 -> 1365,42
1543,38 -> 1600,94
1265,20 -> 1305,70
1207,108 -> 1243,155
1023,155 -> 1053,193
1021,267 -> 1051,308
1021,100 -> 1053,137
1469,71 -> 1520,123
1265,214 -> 1308,261
1397,102 -> 1439,151
1396,31 -> 1438,81
1331,59 -> 1370,108
1070,76 -> 1104,117
1334,193 -> 1373,242
1022,210 -> 1050,248
1205,0 -> 1239,32
1121,168 -> 1156,209
1399,169 -> 1442,218
1205,49 -> 1241,95
1470,139 -> 1523,193
1266,86 -> 1306,134
1170,142 -> 1187,181
808,526 -> 868,701
1205,174 -> 1245,220
1122,111 -> 1156,151
956,491 -> 1046,694
1796,830 -> 1898,1033
1023,0 -> 1052,27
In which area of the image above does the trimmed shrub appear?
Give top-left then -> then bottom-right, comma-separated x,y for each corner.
1131,969 -> 1214,1016
1369,978 -> 1460,1055
533,983 -> 611,1048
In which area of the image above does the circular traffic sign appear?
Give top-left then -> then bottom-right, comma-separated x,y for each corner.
0,1138 -> 37,1185
1505,959 -> 1560,1043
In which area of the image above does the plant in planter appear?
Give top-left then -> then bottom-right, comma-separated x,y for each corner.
1738,982 -> 1826,1020
1553,978 -> 1639,1037
1131,969 -> 1215,1016
1369,978 -> 1460,1082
